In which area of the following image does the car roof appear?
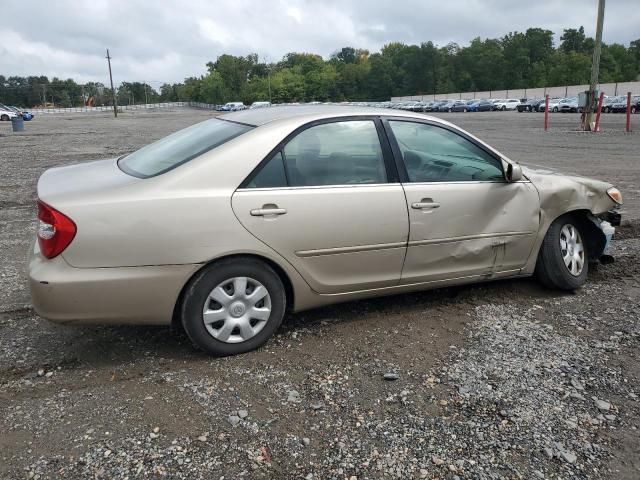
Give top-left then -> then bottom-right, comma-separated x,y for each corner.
219,105 -> 438,127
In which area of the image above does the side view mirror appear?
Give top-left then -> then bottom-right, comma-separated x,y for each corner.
506,163 -> 523,182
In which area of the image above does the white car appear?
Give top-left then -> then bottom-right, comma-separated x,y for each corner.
0,103 -> 18,121
250,101 -> 271,109
493,99 -> 521,111
221,102 -> 246,112
541,98 -> 564,113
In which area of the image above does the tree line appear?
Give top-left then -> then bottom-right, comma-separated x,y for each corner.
1,26 -> 639,108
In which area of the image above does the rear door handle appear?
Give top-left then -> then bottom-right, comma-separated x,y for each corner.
250,208 -> 287,216
411,202 -> 440,210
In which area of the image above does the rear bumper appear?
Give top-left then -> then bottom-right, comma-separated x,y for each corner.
28,241 -> 200,325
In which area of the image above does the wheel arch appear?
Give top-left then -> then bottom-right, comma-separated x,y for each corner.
171,253 -> 296,327
537,209 -> 607,262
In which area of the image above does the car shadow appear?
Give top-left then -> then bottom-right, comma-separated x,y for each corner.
4,273 -> 591,375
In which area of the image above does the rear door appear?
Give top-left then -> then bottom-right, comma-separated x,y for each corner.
232,118 -> 409,294
384,119 -> 540,284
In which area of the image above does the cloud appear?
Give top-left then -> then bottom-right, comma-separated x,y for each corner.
1,0 -> 638,86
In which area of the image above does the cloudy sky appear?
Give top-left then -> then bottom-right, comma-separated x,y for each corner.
2,0 -> 639,86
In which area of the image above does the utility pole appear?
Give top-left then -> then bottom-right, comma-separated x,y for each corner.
41,84 -> 46,106
263,55 -> 272,104
106,49 -> 118,117
267,65 -> 272,104
144,81 -> 148,105
584,0 -> 605,130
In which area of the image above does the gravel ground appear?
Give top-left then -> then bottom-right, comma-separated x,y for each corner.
0,108 -> 638,479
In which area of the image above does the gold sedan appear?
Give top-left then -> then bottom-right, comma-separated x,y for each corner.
29,106 -> 622,355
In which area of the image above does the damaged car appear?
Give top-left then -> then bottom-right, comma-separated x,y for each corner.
29,106 -> 623,356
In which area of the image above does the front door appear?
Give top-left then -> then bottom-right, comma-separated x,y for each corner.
385,119 -> 540,284
232,119 -> 409,294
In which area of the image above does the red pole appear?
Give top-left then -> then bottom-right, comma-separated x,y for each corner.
626,92 -> 632,132
593,91 -> 605,133
544,95 -> 549,131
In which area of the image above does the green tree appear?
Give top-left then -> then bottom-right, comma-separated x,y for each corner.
560,26 -> 587,53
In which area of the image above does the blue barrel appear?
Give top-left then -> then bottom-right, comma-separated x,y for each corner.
11,115 -> 24,132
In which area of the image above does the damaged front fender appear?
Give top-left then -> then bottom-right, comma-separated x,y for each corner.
521,166 -> 620,272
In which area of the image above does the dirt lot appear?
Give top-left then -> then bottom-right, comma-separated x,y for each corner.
0,108 -> 638,479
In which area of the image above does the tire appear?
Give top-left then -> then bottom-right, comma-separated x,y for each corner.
632,106 -> 637,114
0,114 -> 8,121
605,107 -> 610,113
180,258 -> 286,356
463,108 -> 467,113
535,215 -> 589,290
501,106 -> 506,111
448,108 -> 452,112
553,107 -> 558,113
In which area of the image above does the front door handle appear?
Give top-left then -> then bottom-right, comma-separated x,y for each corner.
411,201 -> 440,210
250,207 -> 287,216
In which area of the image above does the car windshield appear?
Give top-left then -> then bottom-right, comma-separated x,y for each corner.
118,118 -> 253,178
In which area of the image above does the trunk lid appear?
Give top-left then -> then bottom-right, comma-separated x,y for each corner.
37,158 -> 140,208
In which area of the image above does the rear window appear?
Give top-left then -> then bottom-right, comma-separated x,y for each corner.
118,118 -> 253,178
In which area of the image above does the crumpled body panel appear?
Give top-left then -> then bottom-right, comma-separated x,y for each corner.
521,166 -> 618,273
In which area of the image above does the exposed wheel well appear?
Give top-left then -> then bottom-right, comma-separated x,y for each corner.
171,254 -> 295,328
544,209 -> 606,262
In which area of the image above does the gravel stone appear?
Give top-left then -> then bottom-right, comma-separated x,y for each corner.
560,450 -> 577,464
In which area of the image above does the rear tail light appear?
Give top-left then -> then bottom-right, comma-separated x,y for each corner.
37,200 -> 77,259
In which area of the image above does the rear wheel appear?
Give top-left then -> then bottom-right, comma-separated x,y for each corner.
0,114 -> 8,121
536,215 -> 588,290
632,106 -> 637,114
501,105 -> 506,111
553,107 -> 558,113
463,108 -> 467,112
181,258 -> 286,356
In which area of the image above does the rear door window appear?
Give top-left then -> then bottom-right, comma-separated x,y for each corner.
244,120 -> 388,188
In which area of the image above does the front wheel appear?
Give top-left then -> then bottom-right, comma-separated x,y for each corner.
553,107 -> 558,113
448,108 -> 452,112
632,106 -> 637,114
0,114 -> 9,121
501,106 -> 506,111
463,108 -> 467,112
536,215 -> 588,290
180,258 -> 286,356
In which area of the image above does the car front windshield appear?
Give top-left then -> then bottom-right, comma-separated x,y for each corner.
118,118 -> 253,178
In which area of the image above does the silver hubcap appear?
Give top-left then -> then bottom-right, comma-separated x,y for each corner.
202,277 -> 271,343
560,224 -> 585,276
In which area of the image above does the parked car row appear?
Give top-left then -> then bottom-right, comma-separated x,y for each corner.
387,95 -> 640,114
213,101 -> 275,111
391,98 -> 528,113
524,95 -> 639,114
0,103 -> 34,121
